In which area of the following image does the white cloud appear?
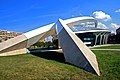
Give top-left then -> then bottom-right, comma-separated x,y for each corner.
93,11 -> 111,22
97,22 -> 108,29
110,23 -> 120,29
115,9 -> 120,13
111,30 -> 115,33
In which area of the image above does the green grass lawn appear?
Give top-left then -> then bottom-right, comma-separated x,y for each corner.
93,44 -> 120,49
0,50 -> 120,80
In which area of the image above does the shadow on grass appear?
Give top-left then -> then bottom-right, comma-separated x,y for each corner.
29,49 -> 99,76
30,51 -> 65,63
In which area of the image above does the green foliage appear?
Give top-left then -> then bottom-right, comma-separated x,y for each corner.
44,41 -> 53,48
33,42 -> 45,47
32,41 -> 53,48
53,39 -> 59,48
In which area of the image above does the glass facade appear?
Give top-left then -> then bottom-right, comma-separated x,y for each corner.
76,32 -> 95,46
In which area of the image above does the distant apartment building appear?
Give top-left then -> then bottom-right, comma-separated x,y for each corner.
0,30 -> 22,42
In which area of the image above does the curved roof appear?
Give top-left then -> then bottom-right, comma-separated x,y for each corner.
71,26 -> 110,32
72,25 -> 111,33
74,29 -> 110,34
64,17 -> 97,27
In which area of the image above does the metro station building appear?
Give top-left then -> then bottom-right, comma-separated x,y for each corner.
72,24 -> 110,46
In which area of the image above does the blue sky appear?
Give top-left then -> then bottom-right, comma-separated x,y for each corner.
0,0 -> 120,33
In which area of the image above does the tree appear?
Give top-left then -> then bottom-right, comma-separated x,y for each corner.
32,42 -> 45,48
44,41 -> 53,48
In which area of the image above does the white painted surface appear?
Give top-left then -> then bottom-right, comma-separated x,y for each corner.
84,42 -> 91,45
64,17 -> 95,24
74,29 -> 110,34
24,23 -> 54,39
57,19 -> 100,76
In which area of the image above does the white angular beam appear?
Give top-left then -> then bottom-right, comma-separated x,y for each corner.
0,23 -> 55,55
56,19 -> 100,76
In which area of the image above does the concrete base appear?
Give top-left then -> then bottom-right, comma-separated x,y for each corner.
0,48 -> 27,56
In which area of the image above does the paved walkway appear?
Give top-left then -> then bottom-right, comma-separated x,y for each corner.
91,49 -> 120,51
0,52 -> 25,56
31,48 -> 120,53
89,44 -> 120,48
30,49 -> 63,53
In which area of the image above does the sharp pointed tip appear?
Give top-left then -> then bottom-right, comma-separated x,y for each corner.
97,72 -> 100,76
